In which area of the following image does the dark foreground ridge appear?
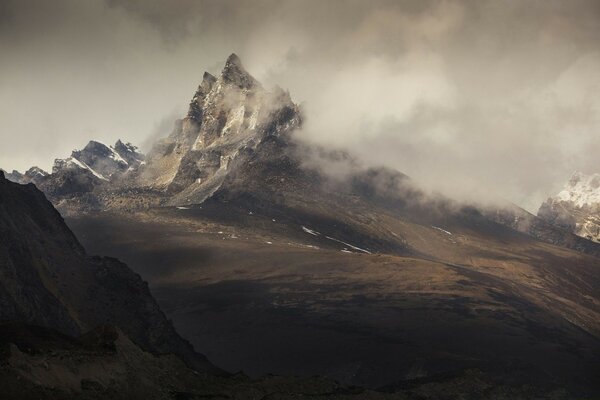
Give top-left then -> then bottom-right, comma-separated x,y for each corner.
0,171 -> 215,373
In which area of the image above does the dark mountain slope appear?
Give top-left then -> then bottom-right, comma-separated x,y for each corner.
0,171 -> 214,372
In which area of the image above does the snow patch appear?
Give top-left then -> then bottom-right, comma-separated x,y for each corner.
302,226 -> 320,236
68,157 -> 108,181
432,226 -> 452,235
325,236 -> 372,254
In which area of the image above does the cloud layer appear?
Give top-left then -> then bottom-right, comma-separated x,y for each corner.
1,0 -> 600,211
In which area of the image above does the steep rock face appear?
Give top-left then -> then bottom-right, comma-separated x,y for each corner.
0,171 -> 214,372
538,172 -> 600,243
141,53 -> 300,205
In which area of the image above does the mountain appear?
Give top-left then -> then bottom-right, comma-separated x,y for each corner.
3,54 -> 600,395
0,170 -> 214,373
57,55 -> 600,395
538,171 -> 600,242
140,53 -> 300,206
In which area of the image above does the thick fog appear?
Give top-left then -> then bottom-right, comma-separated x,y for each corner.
1,0 -> 600,211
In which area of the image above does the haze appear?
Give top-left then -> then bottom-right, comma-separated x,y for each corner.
1,0 -> 600,211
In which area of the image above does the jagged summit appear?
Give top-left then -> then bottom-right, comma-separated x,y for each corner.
221,53 -> 260,89
142,54 -> 300,204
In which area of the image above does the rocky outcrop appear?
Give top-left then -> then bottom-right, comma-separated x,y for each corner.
0,171 -> 215,372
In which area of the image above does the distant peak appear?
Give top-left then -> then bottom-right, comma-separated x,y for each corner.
221,53 -> 260,89
226,53 -> 242,66
114,139 -> 137,151
25,166 -> 48,176
83,140 -> 110,151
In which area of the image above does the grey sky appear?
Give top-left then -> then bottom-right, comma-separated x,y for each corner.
1,0 -> 600,211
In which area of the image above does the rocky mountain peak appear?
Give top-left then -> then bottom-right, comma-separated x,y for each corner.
142,54 -> 300,205
221,53 -> 260,89
113,139 -> 145,166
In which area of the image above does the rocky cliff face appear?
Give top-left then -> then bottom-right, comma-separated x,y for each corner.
538,172 -> 600,243
0,171 -> 214,372
141,53 -> 300,205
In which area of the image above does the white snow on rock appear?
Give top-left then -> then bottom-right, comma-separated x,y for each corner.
67,157 -> 108,181
302,226 -> 320,236
555,172 -> 600,207
432,226 -> 452,235
301,226 -> 371,254
325,236 -> 372,254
